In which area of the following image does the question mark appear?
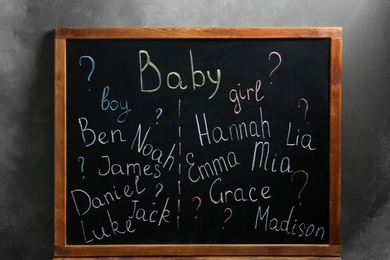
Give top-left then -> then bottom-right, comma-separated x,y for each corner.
298,98 -> 309,121
156,108 -> 163,125
268,51 -> 282,85
77,156 -> 85,178
192,196 -> 202,219
291,170 -> 309,206
153,183 -> 163,205
222,208 -> 233,229
79,55 -> 95,82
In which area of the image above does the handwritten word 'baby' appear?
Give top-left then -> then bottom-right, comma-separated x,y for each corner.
139,50 -> 221,99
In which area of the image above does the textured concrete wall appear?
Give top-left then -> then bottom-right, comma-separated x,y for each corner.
1,0 -> 390,259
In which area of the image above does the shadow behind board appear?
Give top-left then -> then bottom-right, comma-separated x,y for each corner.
54,28 -> 341,258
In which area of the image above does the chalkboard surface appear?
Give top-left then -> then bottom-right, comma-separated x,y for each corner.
54,28 -> 342,258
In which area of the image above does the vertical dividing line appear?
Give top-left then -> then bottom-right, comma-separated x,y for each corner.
177,216 -> 180,230
178,98 -> 181,118
177,99 -> 182,230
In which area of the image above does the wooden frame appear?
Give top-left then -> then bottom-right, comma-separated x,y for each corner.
54,28 -> 342,259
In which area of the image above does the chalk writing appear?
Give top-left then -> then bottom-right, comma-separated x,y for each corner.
79,55 -> 95,82
254,205 -> 325,240
195,107 -> 271,147
66,38 -> 331,245
267,51 -> 282,85
101,86 -> 131,123
139,49 -> 221,99
229,80 -> 264,114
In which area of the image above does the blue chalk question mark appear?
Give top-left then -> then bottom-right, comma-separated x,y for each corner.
155,183 -> 163,198
78,156 -> 85,172
153,183 -> 164,204
79,55 -> 95,82
156,108 -> 163,125
78,156 -> 86,179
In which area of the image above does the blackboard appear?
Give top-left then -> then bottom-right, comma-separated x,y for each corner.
54,28 -> 342,259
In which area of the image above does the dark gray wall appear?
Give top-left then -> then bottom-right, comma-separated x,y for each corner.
1,0 -> 389,259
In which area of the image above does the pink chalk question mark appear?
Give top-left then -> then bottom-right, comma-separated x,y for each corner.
79,55 -> 95,82
298,98 -> 309,120
290,170 -> 309,206
222,208 -> 233,229
192,196 -> 202,219
268,51 -> 282,85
